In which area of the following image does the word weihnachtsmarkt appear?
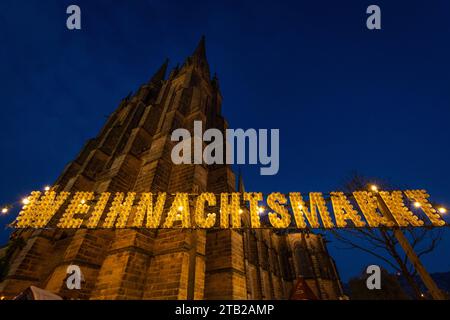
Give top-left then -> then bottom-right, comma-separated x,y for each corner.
13,189 -> 446,230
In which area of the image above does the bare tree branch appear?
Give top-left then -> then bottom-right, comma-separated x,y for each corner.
335,172 -> 442,299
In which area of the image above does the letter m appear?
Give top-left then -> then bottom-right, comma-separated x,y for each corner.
226,128 -> 258,164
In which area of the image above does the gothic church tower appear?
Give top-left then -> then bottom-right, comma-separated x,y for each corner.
0,38 -> 343,300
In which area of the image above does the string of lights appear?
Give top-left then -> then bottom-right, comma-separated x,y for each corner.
1,186 -> 53,215
1,184 -> 448,223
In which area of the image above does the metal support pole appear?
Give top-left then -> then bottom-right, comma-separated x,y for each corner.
376,193 -> 445,300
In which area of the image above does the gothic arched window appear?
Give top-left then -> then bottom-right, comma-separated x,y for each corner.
294,243 -> 314,278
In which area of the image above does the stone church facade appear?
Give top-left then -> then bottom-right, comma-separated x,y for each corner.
0,38 -> 343,300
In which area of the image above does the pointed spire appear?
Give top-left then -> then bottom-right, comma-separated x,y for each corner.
192,35 -> 207,61
237,169 -> 245,193
168,63 -> 180,79
149,58 -> 169,84
211,72 -> 220,89
181,35 -> 210,79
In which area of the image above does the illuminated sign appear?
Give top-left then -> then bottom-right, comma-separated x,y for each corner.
14,190 -> 446,229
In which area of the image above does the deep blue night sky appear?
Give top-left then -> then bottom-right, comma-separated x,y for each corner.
1,0 -> 449,282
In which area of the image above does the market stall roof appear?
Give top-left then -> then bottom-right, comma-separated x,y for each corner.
14,286 -> 62,300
